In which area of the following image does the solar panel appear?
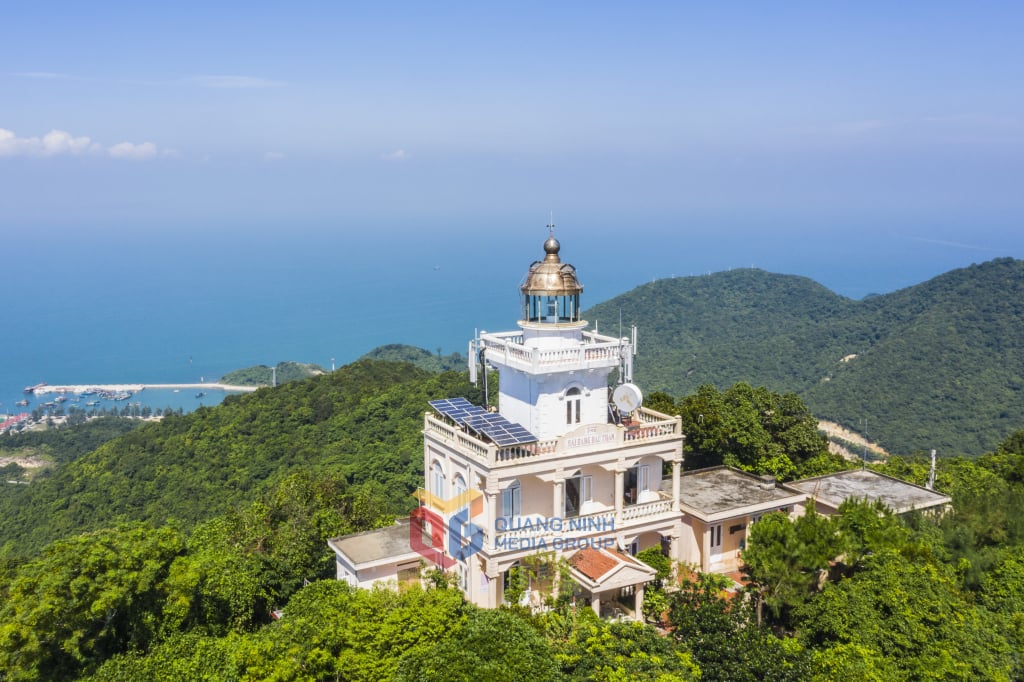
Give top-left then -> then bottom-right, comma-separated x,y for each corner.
430,397 -> 538,446
465,412 -> 537,447
429,397 -> 487,426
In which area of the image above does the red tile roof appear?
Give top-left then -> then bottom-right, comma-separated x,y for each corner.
569,548 -> 620,581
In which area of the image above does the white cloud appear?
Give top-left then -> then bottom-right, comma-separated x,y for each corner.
189,75 -> 285,89
0,128 -> 97,156
382,149 -> 410,161
0,127 -> 167,160
108,141 -> 158,160
42,129 -> 97,155
264,151 -> 286,161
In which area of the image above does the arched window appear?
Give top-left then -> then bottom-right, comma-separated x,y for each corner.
565,387 -> 581,425
431,461 -> 446,498
453,473 -> 467,497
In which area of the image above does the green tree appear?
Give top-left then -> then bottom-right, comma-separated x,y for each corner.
0,523 -> 184,681
679,383 -> 828,479
741,505 -> 838,627
541,609 -> 699,681
797,550 -> 1014,680
395,608 -> 563,681
667,572 -> 810,681
234,581 -> 469,682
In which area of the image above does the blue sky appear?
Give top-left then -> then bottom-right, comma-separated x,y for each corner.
2,2 -> 1022,297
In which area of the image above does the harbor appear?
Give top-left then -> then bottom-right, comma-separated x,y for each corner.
2,382 -> 262,431
29,383 -> 259,396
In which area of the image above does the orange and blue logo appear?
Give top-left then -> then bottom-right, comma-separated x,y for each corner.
409,488 -> 485,569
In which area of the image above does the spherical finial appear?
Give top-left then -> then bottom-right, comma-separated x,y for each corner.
544,236 -> 560,256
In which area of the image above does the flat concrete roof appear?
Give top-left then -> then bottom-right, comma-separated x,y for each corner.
679,466 -> 806,519
328,519 -> 420,568
790,469 -> 951,514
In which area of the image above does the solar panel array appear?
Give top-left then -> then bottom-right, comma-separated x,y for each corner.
429,397 -> 487,425
429,397 -> 538,447
465,412 -> 537,447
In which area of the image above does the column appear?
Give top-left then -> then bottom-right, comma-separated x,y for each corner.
634,583 -> 645,622
669,531 -> 682,563
553,479 -> 564,519
484,565 -> 501,609
671,460 -> 681,511
486,491 -> 498,550
591,593 -> 601,617
701,524 -> 710,572
614,468 -> 625,516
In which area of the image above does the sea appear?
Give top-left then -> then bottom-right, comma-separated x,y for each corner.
2,217 -> 1019,420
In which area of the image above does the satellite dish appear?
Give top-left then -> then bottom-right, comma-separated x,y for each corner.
612,383 -> 643,414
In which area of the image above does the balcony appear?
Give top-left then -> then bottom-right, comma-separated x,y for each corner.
478,330 -> 626,375
489,497 -> 677,551
423,407 -> 680,468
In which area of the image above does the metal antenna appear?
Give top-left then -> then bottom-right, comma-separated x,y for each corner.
547,212 -> 555,236
862,418 -> 868,469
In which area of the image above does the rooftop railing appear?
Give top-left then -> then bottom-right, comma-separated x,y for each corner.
478,330 -> 627,373
424,406 -> 680,468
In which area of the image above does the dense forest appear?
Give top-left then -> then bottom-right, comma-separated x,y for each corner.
0,360 -> 481,557
221,361 -> 325,387
587,257 -> 1024,456
360,344 -> 467,373
1,360 -> 1022,679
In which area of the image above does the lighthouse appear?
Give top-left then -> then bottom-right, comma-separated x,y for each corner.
471,232 -> 635,440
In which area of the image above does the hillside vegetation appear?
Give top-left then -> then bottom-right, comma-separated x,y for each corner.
0,359 -> 1023,679
361,343 -> 466,373
220,361 -> 324,386
588,257 -> 1024,455
0,360 -> 481,557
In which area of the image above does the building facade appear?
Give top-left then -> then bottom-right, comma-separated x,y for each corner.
328,232 -> 949,617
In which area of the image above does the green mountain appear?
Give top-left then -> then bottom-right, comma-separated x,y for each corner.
0,360 -> 481,557
221,360 -> 324,386
361,343 -> 466,373
587,258 -> 1024,456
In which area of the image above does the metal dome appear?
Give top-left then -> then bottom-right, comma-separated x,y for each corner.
521,237 -> 583,296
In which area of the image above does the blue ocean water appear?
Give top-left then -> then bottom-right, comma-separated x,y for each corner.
2,218 -> 1019,419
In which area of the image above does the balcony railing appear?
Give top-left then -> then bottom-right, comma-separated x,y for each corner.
478,330 -> 626,374
424,407 -> 680,468
489,498 -> 678,550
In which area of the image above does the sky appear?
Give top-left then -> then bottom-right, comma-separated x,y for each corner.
1,1 -> 1022,299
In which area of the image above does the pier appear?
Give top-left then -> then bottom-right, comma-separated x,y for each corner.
33,383 -> 259,395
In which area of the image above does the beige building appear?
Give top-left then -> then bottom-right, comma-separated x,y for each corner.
327,233 -> 951,617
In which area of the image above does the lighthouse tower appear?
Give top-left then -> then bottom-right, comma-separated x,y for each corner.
475,233 -> 634,439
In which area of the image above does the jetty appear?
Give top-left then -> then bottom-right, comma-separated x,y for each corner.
34,383 -> 259,395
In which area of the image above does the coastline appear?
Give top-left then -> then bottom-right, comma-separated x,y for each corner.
33,383 -> 260,395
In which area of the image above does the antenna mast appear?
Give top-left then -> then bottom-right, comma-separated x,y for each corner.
926,449 -> 937,490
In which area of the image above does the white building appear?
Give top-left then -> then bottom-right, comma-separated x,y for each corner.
330,234 -> 686,617
329,233 -> 947,617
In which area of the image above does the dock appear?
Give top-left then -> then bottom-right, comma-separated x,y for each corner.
33,383 -> 259,395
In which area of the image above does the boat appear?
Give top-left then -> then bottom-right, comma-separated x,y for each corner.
195,392 -> 206,398
15,399 -> 29,407
85,401 -> 100,407
23,382 -> 46,394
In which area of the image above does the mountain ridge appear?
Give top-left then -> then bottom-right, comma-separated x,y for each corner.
587,257 -> 1024,456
